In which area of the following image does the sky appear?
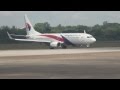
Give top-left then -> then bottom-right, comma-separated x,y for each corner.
0,11 -> 120,28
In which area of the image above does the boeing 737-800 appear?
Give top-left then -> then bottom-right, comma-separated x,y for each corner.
7,14 -> 96,49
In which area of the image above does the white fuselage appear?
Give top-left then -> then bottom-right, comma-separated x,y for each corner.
27,33 -> 96,46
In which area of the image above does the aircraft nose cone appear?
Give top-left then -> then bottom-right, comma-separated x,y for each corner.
92,38 -> 96,43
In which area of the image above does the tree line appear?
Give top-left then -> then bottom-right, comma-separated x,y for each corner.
0,21 -> 120,44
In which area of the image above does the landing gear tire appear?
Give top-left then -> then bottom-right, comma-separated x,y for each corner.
86,44 -> 90,48
49,47 -> 54,49
61,44 -> 67,49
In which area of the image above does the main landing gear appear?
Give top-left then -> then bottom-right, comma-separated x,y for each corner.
61,44 -> 67,49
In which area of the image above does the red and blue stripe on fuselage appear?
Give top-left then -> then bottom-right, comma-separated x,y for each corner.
39,34 -> 75,45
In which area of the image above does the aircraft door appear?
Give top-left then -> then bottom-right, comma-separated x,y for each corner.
79,36 -> 84,44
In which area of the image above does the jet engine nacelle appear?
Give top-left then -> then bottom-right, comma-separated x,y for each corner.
50,42 -> 61,48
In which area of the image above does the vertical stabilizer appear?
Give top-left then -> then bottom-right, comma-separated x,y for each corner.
24,14 -> 40,35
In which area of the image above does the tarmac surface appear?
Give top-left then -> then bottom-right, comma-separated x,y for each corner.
0,47 -> 120,79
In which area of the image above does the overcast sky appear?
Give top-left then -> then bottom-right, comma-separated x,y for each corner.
0,11 -> 120,28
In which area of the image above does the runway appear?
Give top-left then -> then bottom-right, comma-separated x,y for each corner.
0,47 -> 120,79
1,47 -> 120,57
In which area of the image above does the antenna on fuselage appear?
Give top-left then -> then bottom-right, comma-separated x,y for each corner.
84,30 -> 86,34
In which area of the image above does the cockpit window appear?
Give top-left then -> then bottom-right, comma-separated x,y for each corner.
87,35 -> 93,38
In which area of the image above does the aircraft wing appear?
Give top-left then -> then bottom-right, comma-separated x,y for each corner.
7,32 -> 51,43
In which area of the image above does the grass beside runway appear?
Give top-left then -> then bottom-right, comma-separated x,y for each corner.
0,41 -> 120,50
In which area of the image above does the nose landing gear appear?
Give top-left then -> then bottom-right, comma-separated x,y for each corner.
86,44 -> 90,48
61,44 -> 67,49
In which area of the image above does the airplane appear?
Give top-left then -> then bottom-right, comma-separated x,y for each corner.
7,14 -> 96,49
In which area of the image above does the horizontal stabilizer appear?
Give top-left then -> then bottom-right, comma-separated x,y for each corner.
10,34 -> 26,37
7,32 -> 14,40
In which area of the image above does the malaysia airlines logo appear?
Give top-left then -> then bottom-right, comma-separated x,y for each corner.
25,23 -> 31,31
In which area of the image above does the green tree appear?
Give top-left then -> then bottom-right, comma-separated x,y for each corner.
34,22 -> 51,33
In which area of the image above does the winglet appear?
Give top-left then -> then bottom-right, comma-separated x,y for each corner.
7,32 -> 13,40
